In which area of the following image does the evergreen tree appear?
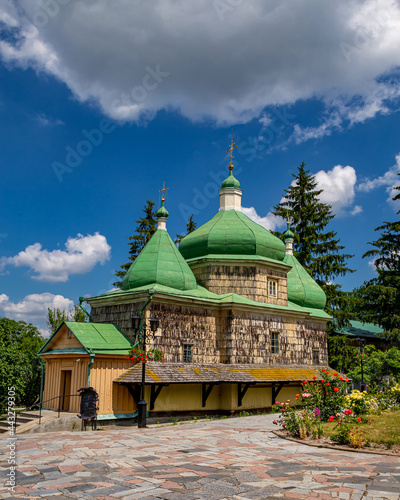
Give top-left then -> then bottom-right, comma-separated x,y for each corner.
355,174 -> 400,339
113,200 -> 157,287
273,162 -> 354,326
175,214 -> 197,245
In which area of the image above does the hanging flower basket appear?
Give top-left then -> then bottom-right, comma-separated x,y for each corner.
124,346 -> 164,364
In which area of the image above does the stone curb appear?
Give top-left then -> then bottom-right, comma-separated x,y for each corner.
272,429 -> 400,456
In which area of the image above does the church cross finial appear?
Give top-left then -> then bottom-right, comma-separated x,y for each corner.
159,181 -> 169,202
226,140 -> 238,172
286,210 -> 290,225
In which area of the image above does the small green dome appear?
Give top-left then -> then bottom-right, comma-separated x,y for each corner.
221,170 -> 241,189
179,210 -> 285,261
156,199 -> 169,218
284,254 -> 326,309
122,229 -> 197,291
284,225 -> 294,240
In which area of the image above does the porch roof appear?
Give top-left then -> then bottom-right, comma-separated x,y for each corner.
115,362 -> 324,384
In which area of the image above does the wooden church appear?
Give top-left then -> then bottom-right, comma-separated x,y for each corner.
39,143 -> 330,420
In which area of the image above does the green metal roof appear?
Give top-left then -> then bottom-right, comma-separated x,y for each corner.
284,253 -> 326,309
122,229 -> 198,291
179,210 -> 286,262
335,320 -> 384,338
221,170 -> 241,189
43,348 -> 89,355
39,322 -> 134,355
88,283 -> 331,320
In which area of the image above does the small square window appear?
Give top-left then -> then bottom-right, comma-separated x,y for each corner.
183,344 -> 192,362
313,349 -> 319,365
269,280 -> 277,296
271,332 -> 279,354
67,330 -> 71,338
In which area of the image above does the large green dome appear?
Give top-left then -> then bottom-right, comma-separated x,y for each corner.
179,210 -> 285,261
122,229 -> 198,291
284,253 -> 326,309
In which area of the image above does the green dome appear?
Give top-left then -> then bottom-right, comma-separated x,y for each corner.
284,254 -> 326,309
156,199 -> 169,218
221,170 -> 241,189
179,210 -> 285,261
122,229 -> 197,291
284,226 -> 294,240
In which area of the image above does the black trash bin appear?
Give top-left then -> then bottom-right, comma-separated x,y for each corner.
77,387 -> 99,431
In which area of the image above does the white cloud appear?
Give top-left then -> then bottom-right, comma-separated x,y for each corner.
242,207 -> 284,231
0,233 -> 111,282
1,1 -> 400,125
358,153 -> 400,209
36,113 -> 65,127
351,205 -> 363,215
315,165 -> 358,215
0,292 -> 74,336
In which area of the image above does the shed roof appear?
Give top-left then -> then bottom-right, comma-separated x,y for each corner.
39,321 -> 134,355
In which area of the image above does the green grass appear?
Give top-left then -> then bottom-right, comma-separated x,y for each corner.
321,409 -> 400,448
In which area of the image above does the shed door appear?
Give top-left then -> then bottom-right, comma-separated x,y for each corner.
60,370 -> 72,411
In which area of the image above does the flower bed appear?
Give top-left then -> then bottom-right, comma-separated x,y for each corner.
273,370 -> 400,451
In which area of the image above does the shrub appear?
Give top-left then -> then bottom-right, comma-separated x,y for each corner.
298,369 -> 348,421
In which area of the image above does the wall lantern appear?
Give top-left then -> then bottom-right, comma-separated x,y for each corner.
149,317 -> 159,333
131,314 -> 140,331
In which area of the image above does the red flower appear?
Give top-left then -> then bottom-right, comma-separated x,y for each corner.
313,376 -> 317,380
357,417 -> 361,423
310,382 -> 313,385
334,387 -> 339,392
326,382 -> 330,386
339,376 -> 343,381
333,372 -> 338,376
321,379 -> 325,383
326,392 -> 329,395
328,416 -> 334,422
296,394 -> 300,398
304,380 -> 308,384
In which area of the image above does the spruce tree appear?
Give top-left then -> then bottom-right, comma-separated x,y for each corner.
273,162 -> 354,325
355,174 -> 400,339
175,215 -> 197,245
113,200 -> 157,287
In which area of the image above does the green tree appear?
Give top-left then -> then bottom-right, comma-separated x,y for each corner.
0,318 -> 45,412
175,214 -> 197,245
347,345 -> 400,385
273,162 -> 354,328
46,305 -> 88,334
113,200 -> 157,287
354,174 -> 400,339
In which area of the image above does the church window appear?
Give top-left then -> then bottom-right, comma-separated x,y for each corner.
183,344 -> 192,362
269,280 -> 277,296
313,349 -> 319,365
271,332 -> 279,354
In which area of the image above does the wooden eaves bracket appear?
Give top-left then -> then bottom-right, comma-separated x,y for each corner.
237,382 -> 255,407
271,382 -> 285,405
202,383 -> 219,407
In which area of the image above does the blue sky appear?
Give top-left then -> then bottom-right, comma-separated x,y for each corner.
0,0 -> 399,335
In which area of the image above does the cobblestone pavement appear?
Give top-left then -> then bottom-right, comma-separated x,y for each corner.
1,415 -> 400,500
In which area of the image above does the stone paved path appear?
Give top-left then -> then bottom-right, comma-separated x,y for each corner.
1,415 -> 400,500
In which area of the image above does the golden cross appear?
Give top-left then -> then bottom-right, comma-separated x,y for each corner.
159,181 -> 169,201
286,210 -> 290,225
226,140 -> 238,171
